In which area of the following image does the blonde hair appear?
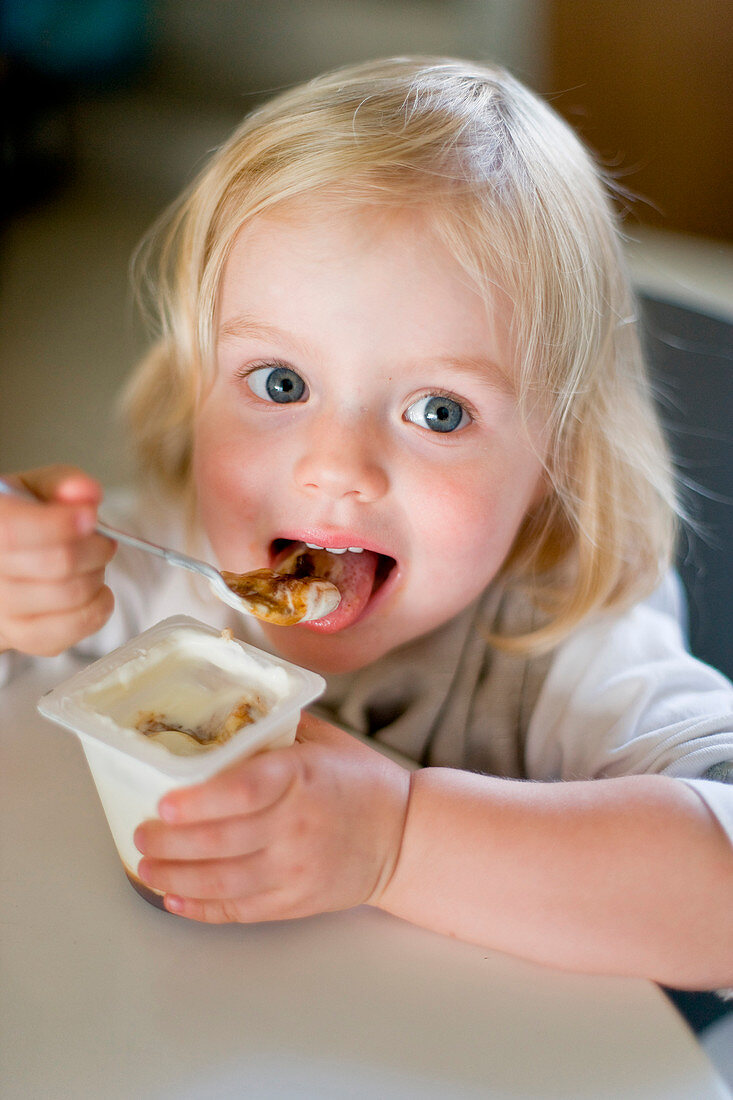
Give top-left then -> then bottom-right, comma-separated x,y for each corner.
124,56 -> 678,651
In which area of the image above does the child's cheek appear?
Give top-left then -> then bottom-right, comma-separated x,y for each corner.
413,457 -> 537,590
192,411 -> 263,569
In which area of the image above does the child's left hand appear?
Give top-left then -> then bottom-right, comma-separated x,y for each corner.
134,713 -> 411,923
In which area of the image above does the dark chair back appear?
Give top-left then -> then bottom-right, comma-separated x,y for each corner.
640,293 -> 733,681
642,293 -> 733,1028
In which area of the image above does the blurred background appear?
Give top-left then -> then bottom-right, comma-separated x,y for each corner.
1,0 -> 732,1077
1,0 -> 731,486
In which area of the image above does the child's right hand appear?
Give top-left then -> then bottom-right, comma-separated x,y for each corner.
0,465 -> 116,657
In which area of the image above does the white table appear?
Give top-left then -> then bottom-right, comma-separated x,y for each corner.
2,657 -> 730,1099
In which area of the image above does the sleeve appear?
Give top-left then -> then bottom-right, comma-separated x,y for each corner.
683,767 -> 733,843
524,593 -> 733,840
72,487 -> 236,654
0,649 -> 31,688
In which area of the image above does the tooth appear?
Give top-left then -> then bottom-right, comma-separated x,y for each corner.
304,542 -> 363,554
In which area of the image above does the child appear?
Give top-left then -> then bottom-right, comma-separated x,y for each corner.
1,57 -> 732,989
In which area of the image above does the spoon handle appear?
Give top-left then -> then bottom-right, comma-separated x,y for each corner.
94,520 -> 218,582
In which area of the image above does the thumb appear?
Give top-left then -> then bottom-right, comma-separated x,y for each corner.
20,464 -> 103,506
295,710 -> 360,750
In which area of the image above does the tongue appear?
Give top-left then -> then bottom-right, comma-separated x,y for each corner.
273,543 -> 379,629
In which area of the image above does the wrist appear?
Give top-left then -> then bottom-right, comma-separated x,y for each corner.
371,767 -> 431,915
364,762 -> 413,908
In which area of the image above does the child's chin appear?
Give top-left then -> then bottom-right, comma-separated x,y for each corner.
262,616 -> 392,675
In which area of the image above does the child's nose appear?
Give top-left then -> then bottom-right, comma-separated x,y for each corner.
293,420 -> 389,503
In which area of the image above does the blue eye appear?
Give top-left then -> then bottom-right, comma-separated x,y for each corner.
404,394 -> 470,433
247,365 -> 307,403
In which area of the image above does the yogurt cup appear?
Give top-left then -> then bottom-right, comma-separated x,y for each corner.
38,616 -> 325,908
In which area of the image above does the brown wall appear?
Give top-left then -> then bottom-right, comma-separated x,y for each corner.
547,0 -> 733,240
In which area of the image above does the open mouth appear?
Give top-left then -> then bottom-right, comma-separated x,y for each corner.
269,539 -> 396,631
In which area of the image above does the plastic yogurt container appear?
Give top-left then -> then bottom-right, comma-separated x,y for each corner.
38,615 -> 325,908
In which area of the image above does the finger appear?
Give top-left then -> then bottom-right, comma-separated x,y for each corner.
137,848 -> 277,902
18,465 -> 103,506
162,894 -> 243,923
0,586 -> 115,656
0,567 -> 109,617
0,532 -> 115,581
162,890 -> 292,924
158,748 -> 297,825
135,810 -> 269,862
295,709 -> 364,750
0,495 -> 97,553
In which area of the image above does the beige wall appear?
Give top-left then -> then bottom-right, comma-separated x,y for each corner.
547,0 -> 733,240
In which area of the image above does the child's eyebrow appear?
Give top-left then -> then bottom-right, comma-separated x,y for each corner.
218,314 -> 324,364
428,354 -> 516,396
219,314 -> 514,395
218,315 -> 291,343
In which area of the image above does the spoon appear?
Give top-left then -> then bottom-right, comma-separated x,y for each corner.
0,479 -> 340,626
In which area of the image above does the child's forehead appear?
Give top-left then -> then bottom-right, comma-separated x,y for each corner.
227,196 -> 437,256
221,196 -> 511,318
219,199 -> 503,326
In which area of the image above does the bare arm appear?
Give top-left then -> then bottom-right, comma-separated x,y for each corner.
378,768 -> 733,989
136,714 -> 733,988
